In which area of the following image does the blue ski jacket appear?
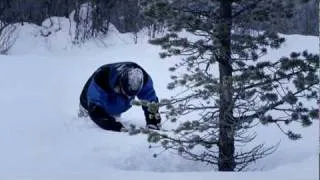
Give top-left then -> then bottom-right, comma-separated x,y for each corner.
81,62 -> 158,116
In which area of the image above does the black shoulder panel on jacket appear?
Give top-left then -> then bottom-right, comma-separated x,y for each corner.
93,66 -> 113,93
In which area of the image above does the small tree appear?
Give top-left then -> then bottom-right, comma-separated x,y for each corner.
0,23 -> 17,54
0,1 -> 18,55
140,0 -> 319,171
73,0 -> 114,44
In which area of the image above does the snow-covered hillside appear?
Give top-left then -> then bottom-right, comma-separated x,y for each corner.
0,18 -> 318,179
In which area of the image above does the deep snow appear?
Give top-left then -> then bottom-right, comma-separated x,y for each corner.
0,18 -> 318,179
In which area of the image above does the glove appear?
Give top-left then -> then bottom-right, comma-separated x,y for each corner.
146,112 -> 161,130
88,103 -> 125,132
147,123 -> 162,130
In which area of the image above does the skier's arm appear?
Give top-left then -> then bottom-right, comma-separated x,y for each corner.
137,77 -> 161,128
87,103 -> 124,132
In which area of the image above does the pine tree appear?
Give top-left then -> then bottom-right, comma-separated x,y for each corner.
141,0 -> 319,171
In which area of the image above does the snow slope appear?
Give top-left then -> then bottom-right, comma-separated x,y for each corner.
0,18 -> 318,179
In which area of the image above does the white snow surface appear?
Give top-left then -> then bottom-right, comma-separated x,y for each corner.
0,18 -> 318,179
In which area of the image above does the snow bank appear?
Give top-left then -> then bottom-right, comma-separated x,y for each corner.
0,18 -> 318,179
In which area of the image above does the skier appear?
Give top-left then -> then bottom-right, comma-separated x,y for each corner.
78,61 -> 161,132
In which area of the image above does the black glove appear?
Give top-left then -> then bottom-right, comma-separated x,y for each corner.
88,103 -> 125,132
146,111 -> 161,130
147,123 -> 161,130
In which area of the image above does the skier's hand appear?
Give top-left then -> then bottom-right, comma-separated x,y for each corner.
146,112 -> 161,124
147,123 -> 162,130
145,110 -> 161,130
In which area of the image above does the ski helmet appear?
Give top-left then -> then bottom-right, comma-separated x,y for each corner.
119,67 -> 144,97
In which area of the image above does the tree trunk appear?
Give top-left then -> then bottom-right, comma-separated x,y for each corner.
217,0 -> 235,171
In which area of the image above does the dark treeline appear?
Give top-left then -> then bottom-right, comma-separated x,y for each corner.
0,0 -> 318,35
0,0 -> 144,33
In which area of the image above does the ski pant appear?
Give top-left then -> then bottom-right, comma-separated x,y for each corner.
79,102 -> 124,132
